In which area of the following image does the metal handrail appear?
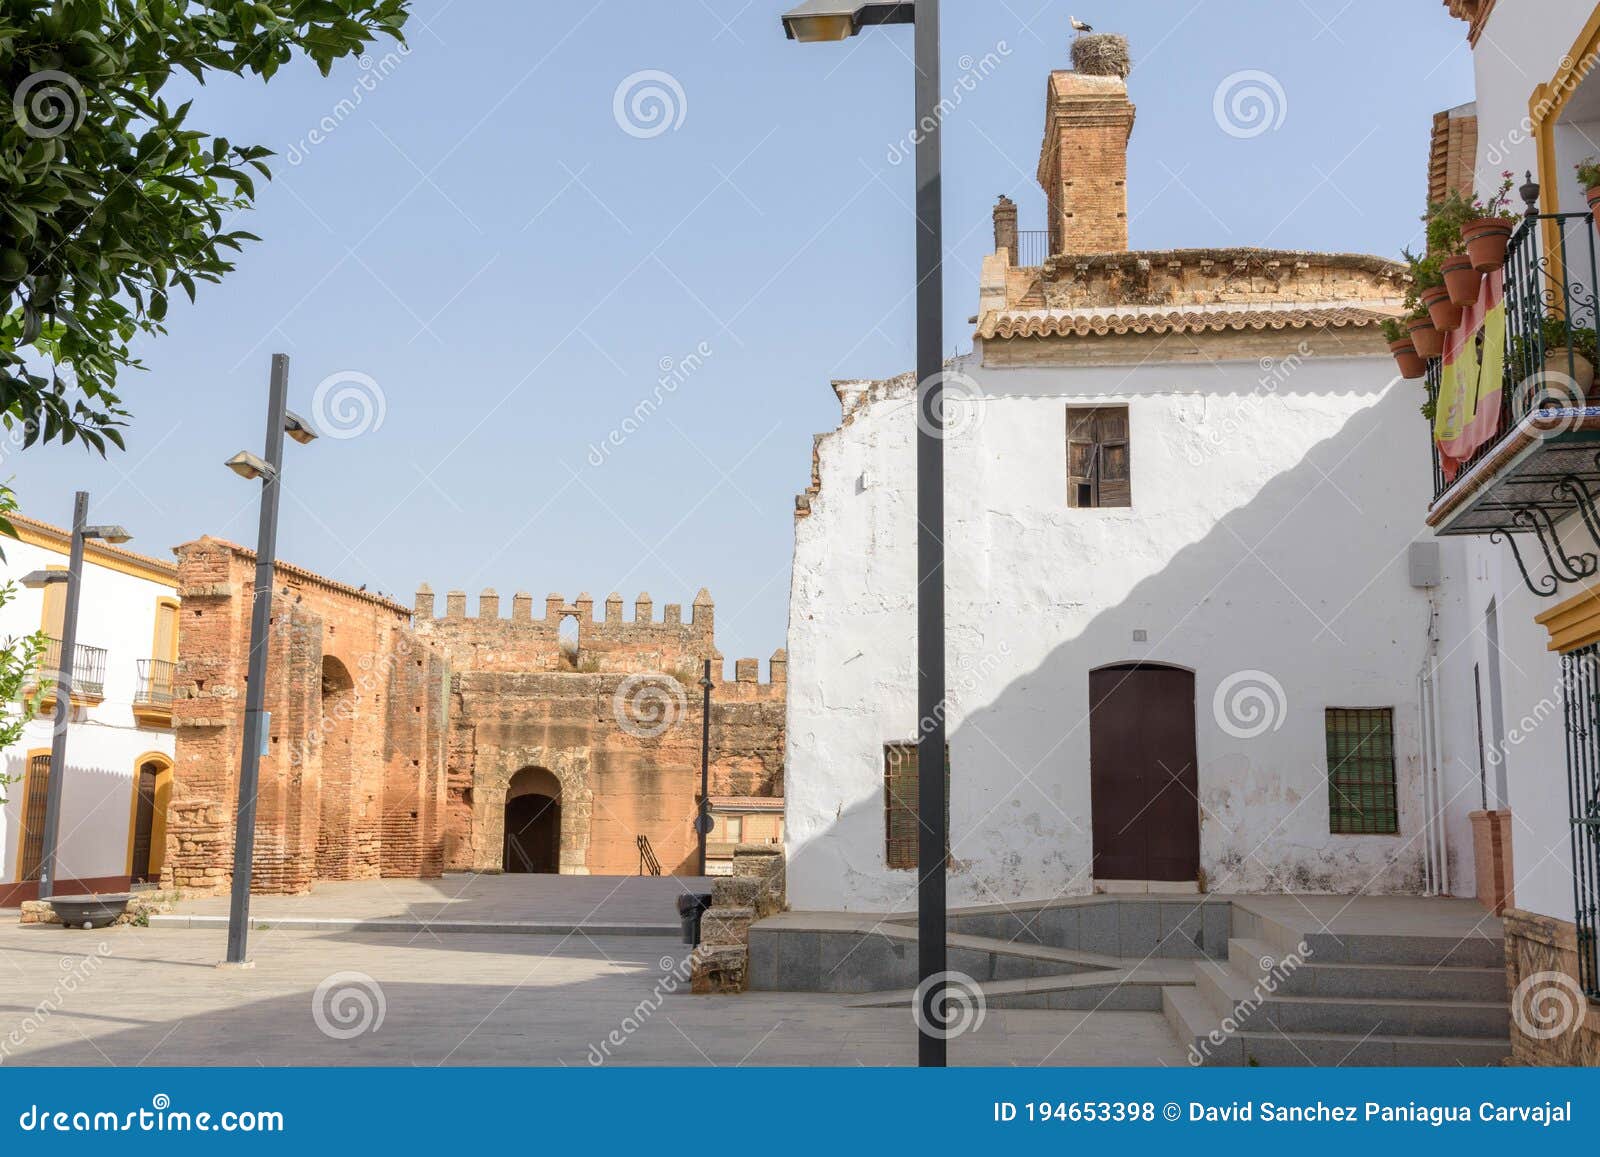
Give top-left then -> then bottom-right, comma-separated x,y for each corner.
636,834 -> 661,877
134,658 -> 175,707
1015,229 -> 1050,267
1431,210 -> 1600,503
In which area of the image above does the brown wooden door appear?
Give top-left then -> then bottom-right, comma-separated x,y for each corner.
19,753 -> 50,882
1089,665 -> 1199,882
130,762 -> 159,883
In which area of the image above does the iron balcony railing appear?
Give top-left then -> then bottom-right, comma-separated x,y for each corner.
39,636 -> 108,699
134,658 -> 175,708
1015,229 -> 1050,267
1431,210 -> 1600,502
1559,643 -> 1600,1000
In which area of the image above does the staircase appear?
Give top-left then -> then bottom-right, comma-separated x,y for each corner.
1163,901 -> 1510,1066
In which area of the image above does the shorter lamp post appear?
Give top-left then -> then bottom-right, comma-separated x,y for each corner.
20,491 -> 131,901
222,354 -> 318,965
696,659 -> 713,875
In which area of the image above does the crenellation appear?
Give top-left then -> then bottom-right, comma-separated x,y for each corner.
604,592 -> 623,622
414,583 -> 434,620
511,592 -> 533,622
478,588 -> 499,620
663,603 -> 682,626
635,592 -> 652,622
445,590 -> 467,619
736,658 -> 758,684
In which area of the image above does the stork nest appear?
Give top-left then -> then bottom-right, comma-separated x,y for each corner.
1071,33 -> 1130,78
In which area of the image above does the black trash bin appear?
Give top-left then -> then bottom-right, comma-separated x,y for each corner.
677,892 -> 713,946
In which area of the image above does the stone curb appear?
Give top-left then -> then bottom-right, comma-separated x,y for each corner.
147,914 -> 680,937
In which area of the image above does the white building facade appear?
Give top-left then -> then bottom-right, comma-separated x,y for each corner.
0,513 -> 179,903
784,50 -> 1478,913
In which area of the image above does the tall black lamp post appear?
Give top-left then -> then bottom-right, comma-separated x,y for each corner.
221,353 -> 318,965
781,0 -> 948,1067
20,494 -> 131,901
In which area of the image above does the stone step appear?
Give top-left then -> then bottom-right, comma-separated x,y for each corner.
1162,984 -> 1510,1067
1250,910 -> 1503,968
148,914 -> 680,937
1193,960 -> 1509,1039
1227,938 -> 1506,1002
848,959 -> 1196,1013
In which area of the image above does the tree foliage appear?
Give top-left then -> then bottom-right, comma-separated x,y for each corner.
0,0 -> 409,451
0,484 -> 44,804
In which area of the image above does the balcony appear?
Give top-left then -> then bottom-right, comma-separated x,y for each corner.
133,658 -> 175,727
1427,210 -> 1600,597
31,637 -> 109,706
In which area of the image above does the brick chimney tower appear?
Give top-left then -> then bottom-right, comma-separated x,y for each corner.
1037,33 -> 1135,255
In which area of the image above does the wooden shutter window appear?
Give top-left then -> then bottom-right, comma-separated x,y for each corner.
153,599 -> 179,662
1325,708 -> 1399,835
883,743 -> 952,870
40,569 -> 67,638
1067,406 -> 1131,508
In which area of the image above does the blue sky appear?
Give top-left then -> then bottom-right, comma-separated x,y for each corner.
14,1 -> 1472,663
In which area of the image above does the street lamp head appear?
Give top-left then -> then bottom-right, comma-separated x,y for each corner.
781,0 -> 912,41
283,409 -> 318,446
225,450 -> 277,482
19,569 -> 67,590
83,525 -> 132,545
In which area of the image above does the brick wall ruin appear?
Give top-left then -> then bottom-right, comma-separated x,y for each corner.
166,538 -> 448,894
413,587 -> 785,877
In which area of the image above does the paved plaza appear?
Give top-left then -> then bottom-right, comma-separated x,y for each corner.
0,921 -> 1186,1067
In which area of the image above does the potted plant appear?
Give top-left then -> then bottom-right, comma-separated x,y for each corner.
1510,314 -> 1600,399
1578,157 -> 1600,225
1408,310 -> 1444,360
1461,171 -> 1518,272
1427,191 -> 1484,307
1383,317 -> 1426,379
1406,248 -> 1460,332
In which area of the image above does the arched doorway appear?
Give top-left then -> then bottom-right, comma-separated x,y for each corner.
1088,663 -> 1199,883
504,767 -> 561,874
316,656 -> 357,878
127,753 -> 173,885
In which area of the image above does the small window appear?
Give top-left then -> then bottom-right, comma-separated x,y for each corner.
884,742 -> 950,870
1325,708 -> 1398,834
1067,406 -> 1130,508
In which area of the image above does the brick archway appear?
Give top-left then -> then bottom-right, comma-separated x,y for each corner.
504,767 -> 561,874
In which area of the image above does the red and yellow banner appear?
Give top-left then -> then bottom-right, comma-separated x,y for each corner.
1434,268 -> 1506,483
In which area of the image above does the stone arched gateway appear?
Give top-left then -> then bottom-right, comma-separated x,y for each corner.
504,767 -> 561,873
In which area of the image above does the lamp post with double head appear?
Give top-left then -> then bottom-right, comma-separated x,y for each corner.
781,0 -> 948,1068
20,494 -> 131,901
222,354 -> 318,965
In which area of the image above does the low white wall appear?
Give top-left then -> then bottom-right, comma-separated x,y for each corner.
786,349 -> 1461,911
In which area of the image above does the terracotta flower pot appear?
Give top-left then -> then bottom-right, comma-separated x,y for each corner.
1408,316 -> 1444,360
1587,186 -> 1600,228
1389,338 -> 1426,380
1442,254 -> 1483,308
1545,347 -> 1597,398
1422,285 -> 1463,332
1462,217 -> 1515,272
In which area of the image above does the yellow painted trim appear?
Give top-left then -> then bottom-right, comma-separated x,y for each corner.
1534,582 -> 1600,651
151,596 -> 179,663
11,748 -> 50,884
124,752 -> 172,879
1529,6 -> 1600,283
10,521 -> 178,589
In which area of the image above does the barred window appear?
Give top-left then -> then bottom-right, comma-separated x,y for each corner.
1326,708 -> 1399,835
884,743 -> 950,870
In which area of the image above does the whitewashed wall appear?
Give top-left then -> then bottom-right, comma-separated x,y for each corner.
0,535 -> 176,886
786,347 -> 1465,912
